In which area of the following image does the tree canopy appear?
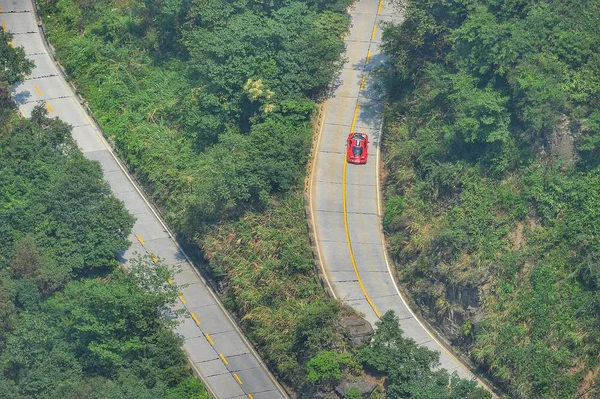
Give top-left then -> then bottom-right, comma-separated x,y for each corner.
362,312 -> 490,399
0,32 -> 208,397
0,29 -> 34,85
39,0 -> 352,228
0,103 -> 209,398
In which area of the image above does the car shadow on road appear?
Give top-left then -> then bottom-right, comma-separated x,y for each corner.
351,52 -> 388,148
327,55 -> 350,97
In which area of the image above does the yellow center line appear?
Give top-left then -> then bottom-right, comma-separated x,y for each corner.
191,312 -> 201,326
342,111 -> 382,318
371,25 -> 378,41
360,76 -> 366,91
167,278 -> 173,285
135,233 -> 145,245
0,7 -> 3,13
248,395 -> 255,399
350,102 -> 360,133
150,254 -> 158,263
9,40 -> 13,48
178,294 -> 186,305
233,373 -> 243,385
45,103 -> 54,113
339,0 -> 386,320
2,21 -> 6,31
205,333 -> 215,345
34,86 -> 42,96
220,354 -> 229,365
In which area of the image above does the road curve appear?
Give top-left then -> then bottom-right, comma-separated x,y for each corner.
4,1 -> 287,398
310,0 -> 493,391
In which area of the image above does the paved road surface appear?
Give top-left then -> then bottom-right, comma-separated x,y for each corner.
3,1 -> 287,398
310,0 -> 493,391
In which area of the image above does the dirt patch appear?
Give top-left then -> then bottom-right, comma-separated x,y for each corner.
576,356 -> 600,398
527,216 -> 542,231
549,116 -> 576,166
509,222 -> 524,250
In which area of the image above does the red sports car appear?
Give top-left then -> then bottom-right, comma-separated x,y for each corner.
346,132 -> 369,164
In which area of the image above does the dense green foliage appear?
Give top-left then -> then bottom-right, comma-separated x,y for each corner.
0,35 -> 208,398
362,312 -> 489,399
38,0 -> 356,392
0,106 -> 209,399
0,30 -> 34,86
0,108 -> 134,287
39,0 -> 490,396
39,0 -> 351,229
380,0 -> 600,397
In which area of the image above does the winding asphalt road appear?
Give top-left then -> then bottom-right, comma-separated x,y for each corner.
310,0 -> 493,391
3,1 -> 286,398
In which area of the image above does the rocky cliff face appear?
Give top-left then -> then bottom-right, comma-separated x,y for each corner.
440,282 -> 485,343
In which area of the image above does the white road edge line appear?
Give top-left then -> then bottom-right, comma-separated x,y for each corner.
308,104 -> 338,300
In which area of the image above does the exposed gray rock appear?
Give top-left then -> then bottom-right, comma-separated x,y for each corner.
335,379 -> 377,398
339,315 -> 374,347
312,390 -> 340,399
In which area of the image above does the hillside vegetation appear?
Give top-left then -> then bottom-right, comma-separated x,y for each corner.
40,0 -> 352,229
38,0 -> 489,397
39,0 -> 355,392
379,0 -> 600,397
0,29 -> 209,399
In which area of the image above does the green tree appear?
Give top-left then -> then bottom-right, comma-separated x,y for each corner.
0,29 -> 34,85
344,387 -> 362,399
362,312 -> 490,399
0,99 -> 207,397
8,236 -> 46,280
306,350 -> 347,385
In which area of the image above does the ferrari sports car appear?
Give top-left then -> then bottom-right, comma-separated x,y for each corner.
346,132 -> 369,164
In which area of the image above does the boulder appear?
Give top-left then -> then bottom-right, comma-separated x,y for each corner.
312,389 -> 340,399
335,379 -> 377,398
339,315 -> 374,348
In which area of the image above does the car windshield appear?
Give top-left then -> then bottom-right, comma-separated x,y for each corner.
352,146 -> 364,157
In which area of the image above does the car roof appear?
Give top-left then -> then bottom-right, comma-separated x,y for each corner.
350,138 -> 367,147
